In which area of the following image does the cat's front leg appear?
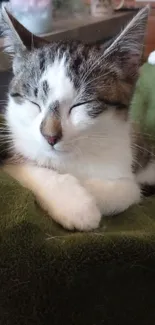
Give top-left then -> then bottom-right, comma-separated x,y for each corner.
84,178 -> 141,215
4,164 -> 101,231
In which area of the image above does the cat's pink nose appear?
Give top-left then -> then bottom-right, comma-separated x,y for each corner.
40,119 -> 62,146
45,134 -> 62,146
46,135 -> 59,146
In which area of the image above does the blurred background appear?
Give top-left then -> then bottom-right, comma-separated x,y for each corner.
0,0 -> 140,34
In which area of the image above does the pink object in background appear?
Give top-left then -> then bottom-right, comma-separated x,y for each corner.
10,0 -> 53,34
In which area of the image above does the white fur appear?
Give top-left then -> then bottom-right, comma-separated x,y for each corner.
148,51 -> 155,65
4,164 -> 101,231
85,178 -> 140,214
136,162 -> 155,185
41,57 -> 76,105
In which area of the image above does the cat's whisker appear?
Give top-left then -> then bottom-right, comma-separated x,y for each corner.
72,145 -> 83,158
0,129 -> 12,134
0,139 -> 13,143
0,135 -> 12,139
82,73 -> 107,90
64,139 -> 124,152
132,158 -> 143,169
133,143 -> 155,158
0,138 -> 14,143
132,131 -> 155,140
0,129 -> 11,133
133,143 -> 153,153
0,130 -> 12,135
0,124 -> 9,127
132,130 -> 153,136
81,52 -> 114,89
0,143 -> 13,147
0,128 -> 9,132
73,131 -> 155,143
74,71 -> 111,103
0,140 -> 13,146
81,52 -> 105,85
65,133 -> 129,143
0,113 -> 7,117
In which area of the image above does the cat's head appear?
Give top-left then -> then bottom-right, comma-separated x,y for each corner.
1,6 -> 149,167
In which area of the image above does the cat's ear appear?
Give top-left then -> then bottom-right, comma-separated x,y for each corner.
104,6 -> 150,82
0,5 -> 48,55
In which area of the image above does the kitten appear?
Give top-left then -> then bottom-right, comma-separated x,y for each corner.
0,6 -> 152,231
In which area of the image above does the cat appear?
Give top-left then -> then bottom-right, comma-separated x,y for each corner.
0,6 -> 152,231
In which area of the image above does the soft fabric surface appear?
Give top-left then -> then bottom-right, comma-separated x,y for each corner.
131,62 -> 155,137
0,171 -> 155,325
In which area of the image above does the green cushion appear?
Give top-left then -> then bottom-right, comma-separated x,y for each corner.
0,170 -> 155,325
131,62 -> 155,138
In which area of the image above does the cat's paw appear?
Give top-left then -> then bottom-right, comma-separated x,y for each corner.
40,174 -> 101,231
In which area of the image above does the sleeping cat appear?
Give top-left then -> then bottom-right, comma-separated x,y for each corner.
0,6 -> 152,231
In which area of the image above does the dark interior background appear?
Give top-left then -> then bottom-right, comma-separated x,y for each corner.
0,71 -> 12,112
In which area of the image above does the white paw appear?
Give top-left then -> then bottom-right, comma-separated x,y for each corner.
40,174 -> 101,231
148,51 -> 155,65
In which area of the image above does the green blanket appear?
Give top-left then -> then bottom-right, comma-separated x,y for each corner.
0,171 -> 155,325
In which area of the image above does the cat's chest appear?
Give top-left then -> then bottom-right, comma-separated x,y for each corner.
59,141 -> 133,181
60,120 -> 134,181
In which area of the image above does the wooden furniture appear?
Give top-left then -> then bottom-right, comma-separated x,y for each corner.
0,8 -> 154,67
41,11 -> 136,43
0,11 -> 136,70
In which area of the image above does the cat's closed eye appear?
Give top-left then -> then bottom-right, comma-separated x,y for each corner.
69,98 -> 127,116
11,93 -> 41,111
29,101 -> 41,111
69,100 -> 95,115
10,92 -> 21,98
